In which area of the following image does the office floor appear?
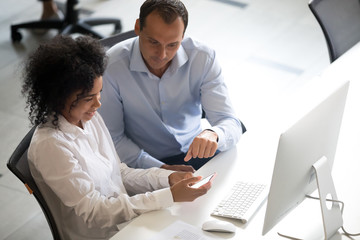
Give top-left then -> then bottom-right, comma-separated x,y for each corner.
0,0 -> 329,239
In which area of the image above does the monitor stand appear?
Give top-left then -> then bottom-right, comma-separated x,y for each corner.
313,156 -> 343,239
277,156 -> 343,240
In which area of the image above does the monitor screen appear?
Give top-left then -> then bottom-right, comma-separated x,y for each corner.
262,80 -> 349,237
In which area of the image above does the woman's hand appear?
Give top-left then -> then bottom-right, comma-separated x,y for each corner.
170,176 -> 211,202
168,171 -> 194,186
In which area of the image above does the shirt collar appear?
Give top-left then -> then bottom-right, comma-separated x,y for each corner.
57,115 -> 89,140
129,38 -> 189,75
129,38 -> 148,73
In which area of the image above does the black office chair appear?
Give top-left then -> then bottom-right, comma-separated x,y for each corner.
99,29 -> 137,49
11,0 -> 121,42
7,126 -> 61,240
309,0 -> 360,63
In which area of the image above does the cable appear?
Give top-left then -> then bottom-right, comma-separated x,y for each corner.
277,195 -> 360,239
305,195 -> 344,214
305,195 -> 360,237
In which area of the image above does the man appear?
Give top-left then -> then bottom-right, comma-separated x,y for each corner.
99,0 -> 244,172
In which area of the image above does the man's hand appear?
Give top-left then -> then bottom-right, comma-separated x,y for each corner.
184,130 -> 218,162
168,171 -> 194,186
161,164 -> 195,173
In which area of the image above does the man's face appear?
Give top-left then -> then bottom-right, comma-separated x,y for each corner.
135,11 -> 184,76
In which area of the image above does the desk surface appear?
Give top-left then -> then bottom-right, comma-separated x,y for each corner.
111,43 -> 360,240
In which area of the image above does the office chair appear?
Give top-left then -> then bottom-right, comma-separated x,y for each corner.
309,0 -> 360,63
99,29 -> 137,49
11,0 -> 121,42
7,126 -> 61,240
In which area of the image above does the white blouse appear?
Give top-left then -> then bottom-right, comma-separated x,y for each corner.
28,112 -> 174,240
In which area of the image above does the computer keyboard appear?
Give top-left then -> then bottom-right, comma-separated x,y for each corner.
211,181 -> 268,223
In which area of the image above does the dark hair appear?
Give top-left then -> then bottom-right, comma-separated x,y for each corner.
139,0 -> 188,34
21,35 -> 107,128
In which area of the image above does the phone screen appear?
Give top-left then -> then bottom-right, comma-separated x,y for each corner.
191,172 -> 216,188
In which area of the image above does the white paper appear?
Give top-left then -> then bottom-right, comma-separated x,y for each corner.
147,220 -> 219,240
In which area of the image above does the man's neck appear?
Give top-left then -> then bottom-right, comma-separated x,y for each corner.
145,60 -> 171,78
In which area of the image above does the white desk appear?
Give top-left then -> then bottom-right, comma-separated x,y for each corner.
111,43 -> 360,240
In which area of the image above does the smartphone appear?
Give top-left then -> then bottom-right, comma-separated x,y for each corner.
191,172 -> 217,188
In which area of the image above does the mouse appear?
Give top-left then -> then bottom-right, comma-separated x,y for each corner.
202,220 -> 236,233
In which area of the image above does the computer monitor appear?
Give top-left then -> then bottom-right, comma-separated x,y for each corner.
262,80 -> 349,239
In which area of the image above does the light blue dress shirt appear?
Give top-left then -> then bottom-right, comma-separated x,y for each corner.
99,36 -> 243,169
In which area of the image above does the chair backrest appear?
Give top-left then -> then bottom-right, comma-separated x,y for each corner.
100,30 -> 137,49
7,126 -> 61,240
309,0 -> 360,63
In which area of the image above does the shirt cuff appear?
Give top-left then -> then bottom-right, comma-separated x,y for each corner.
155,168 -> 175,187
204,128 -> 219,142
208,126 -> 226,150
153,188 -> 174,208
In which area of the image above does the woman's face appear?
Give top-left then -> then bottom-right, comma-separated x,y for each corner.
61,76 -> 103,128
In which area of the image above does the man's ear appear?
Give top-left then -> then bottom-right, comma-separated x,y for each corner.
134,19 -> 140,36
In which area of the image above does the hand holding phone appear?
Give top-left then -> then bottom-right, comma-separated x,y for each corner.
171,173 -> 215,202
191,172 -> 217,188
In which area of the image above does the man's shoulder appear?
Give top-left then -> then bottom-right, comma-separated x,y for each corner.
106,37 -> 137,65
181,37 -> 215,57
107,37 -> 136,53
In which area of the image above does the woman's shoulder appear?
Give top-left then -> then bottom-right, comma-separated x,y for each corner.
28,124 -> 68,164
31,125 -> 64,147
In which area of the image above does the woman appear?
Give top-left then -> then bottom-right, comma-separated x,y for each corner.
21,35 -> 211,240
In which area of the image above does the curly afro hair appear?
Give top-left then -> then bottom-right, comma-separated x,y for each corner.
21,35 -> 107,128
